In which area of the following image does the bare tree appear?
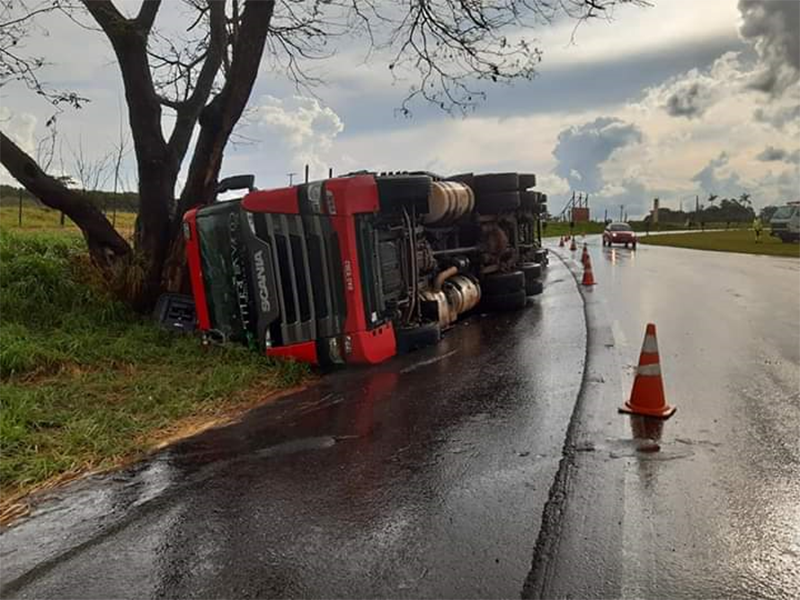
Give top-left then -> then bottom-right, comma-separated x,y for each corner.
1,0 -> 647,310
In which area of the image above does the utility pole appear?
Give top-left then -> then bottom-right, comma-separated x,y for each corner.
604,208 -> 608,223
328,167 -> 333,178
304,164 -> 309,183
287,172 -> 297,185
619,204 -> 624,222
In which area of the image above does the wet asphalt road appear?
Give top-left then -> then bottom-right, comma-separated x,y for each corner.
1,260 -> 587,599
2,239 -> 799,599
529,237 -> 800,600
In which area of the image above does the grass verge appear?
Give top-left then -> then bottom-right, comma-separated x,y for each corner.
0,228 -> 309,519
639,229 -> 799,257
1,204 -> 136,234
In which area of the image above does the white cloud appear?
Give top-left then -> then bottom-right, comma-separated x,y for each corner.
551,116 -> 643,193
0,106 -> 37,154
252,95 -> 344,177
0,107 -> 38,185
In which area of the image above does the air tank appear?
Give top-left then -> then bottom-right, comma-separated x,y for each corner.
422,181 -> 475,226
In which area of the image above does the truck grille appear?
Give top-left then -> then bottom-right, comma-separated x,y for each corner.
251,213 -> 346,345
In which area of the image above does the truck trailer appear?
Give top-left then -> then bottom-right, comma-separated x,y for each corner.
181,171 -> 548,366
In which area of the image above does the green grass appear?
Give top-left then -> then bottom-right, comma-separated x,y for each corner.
0,229 -> 308,498
639,229 -> 799,257
0,205 -> 136,233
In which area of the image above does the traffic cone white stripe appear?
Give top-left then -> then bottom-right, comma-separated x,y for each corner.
637,363 -> 662,377
642,334 -> 659,354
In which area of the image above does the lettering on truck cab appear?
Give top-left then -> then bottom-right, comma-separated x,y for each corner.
253,249 -> 271,313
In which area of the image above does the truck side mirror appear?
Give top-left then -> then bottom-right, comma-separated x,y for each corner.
217,174 -> 256,195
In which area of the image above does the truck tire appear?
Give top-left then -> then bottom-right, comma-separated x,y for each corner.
518,173 -> 536,191
446,172 -> 475,189
475,191 -> 520,214
520,190 -> 538,211
534,248 -> 548,266
395,321 -> 441,354
520,260 -> 541,284
375,174 -> 432,210
473,172 -> 519,193
484,289 -> 528,312
527,279 -> 544,296
482,270 -> 525,295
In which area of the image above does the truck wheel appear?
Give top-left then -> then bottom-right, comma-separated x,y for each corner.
473,172 -> 519,193
482,270 -> 525,295
484,289 -> 528,311
446,172 -> 475,189
527,280 -> 544,296
534,248 -> 548,266
520,261 -> 542,280
520,262 -> 542,294
375,174 -> 432,209
395,321 -> 441,354
518,173 -> 536,191
475,191 -> 520,214
520,190 -> 538,211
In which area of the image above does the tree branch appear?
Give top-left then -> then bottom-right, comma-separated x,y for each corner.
0,131 -> 131,260
136,0 -> 161,33
167,0 -> 226,162
175,0 -> 275,219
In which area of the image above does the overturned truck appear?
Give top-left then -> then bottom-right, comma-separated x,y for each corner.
182,171 -> 548,366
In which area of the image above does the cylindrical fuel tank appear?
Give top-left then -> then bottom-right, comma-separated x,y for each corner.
420,273 -> 482,329
443,274 -> 481,317
423,181 -> 475,226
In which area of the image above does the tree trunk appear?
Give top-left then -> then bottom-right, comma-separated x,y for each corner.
163,0 -> 276,293
0,131 -> 132,267
175,0 -> 275,221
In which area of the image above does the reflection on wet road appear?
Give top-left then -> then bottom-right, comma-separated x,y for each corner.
1,260 -> 587,599
537,237 -> 800,600
3,239 -> 798,600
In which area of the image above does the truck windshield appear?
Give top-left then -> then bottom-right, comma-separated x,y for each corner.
195,205 -> 247,343
772,206 -> 796,220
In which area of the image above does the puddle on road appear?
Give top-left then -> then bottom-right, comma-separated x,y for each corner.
252,436 -> 344,459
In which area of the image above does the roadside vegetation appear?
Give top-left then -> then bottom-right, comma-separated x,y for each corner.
542,220 -> 749,238
0,204 -> 136,233
639,229 -> 799,257
0,227 -> 308,516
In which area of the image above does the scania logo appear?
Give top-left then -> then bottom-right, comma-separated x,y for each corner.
254,250 -> 271,312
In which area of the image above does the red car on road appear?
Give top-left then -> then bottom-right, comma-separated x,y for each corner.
603,222 -> 637,249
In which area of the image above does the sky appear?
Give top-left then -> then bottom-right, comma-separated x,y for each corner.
1,0 -> 799,219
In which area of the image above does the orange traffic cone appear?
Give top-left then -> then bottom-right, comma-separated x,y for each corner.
581,243 -> 589,265
559,236 -> 565,247
581,254 -> 596,285
619,324 -> 676,419
569,237 -> 577,251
